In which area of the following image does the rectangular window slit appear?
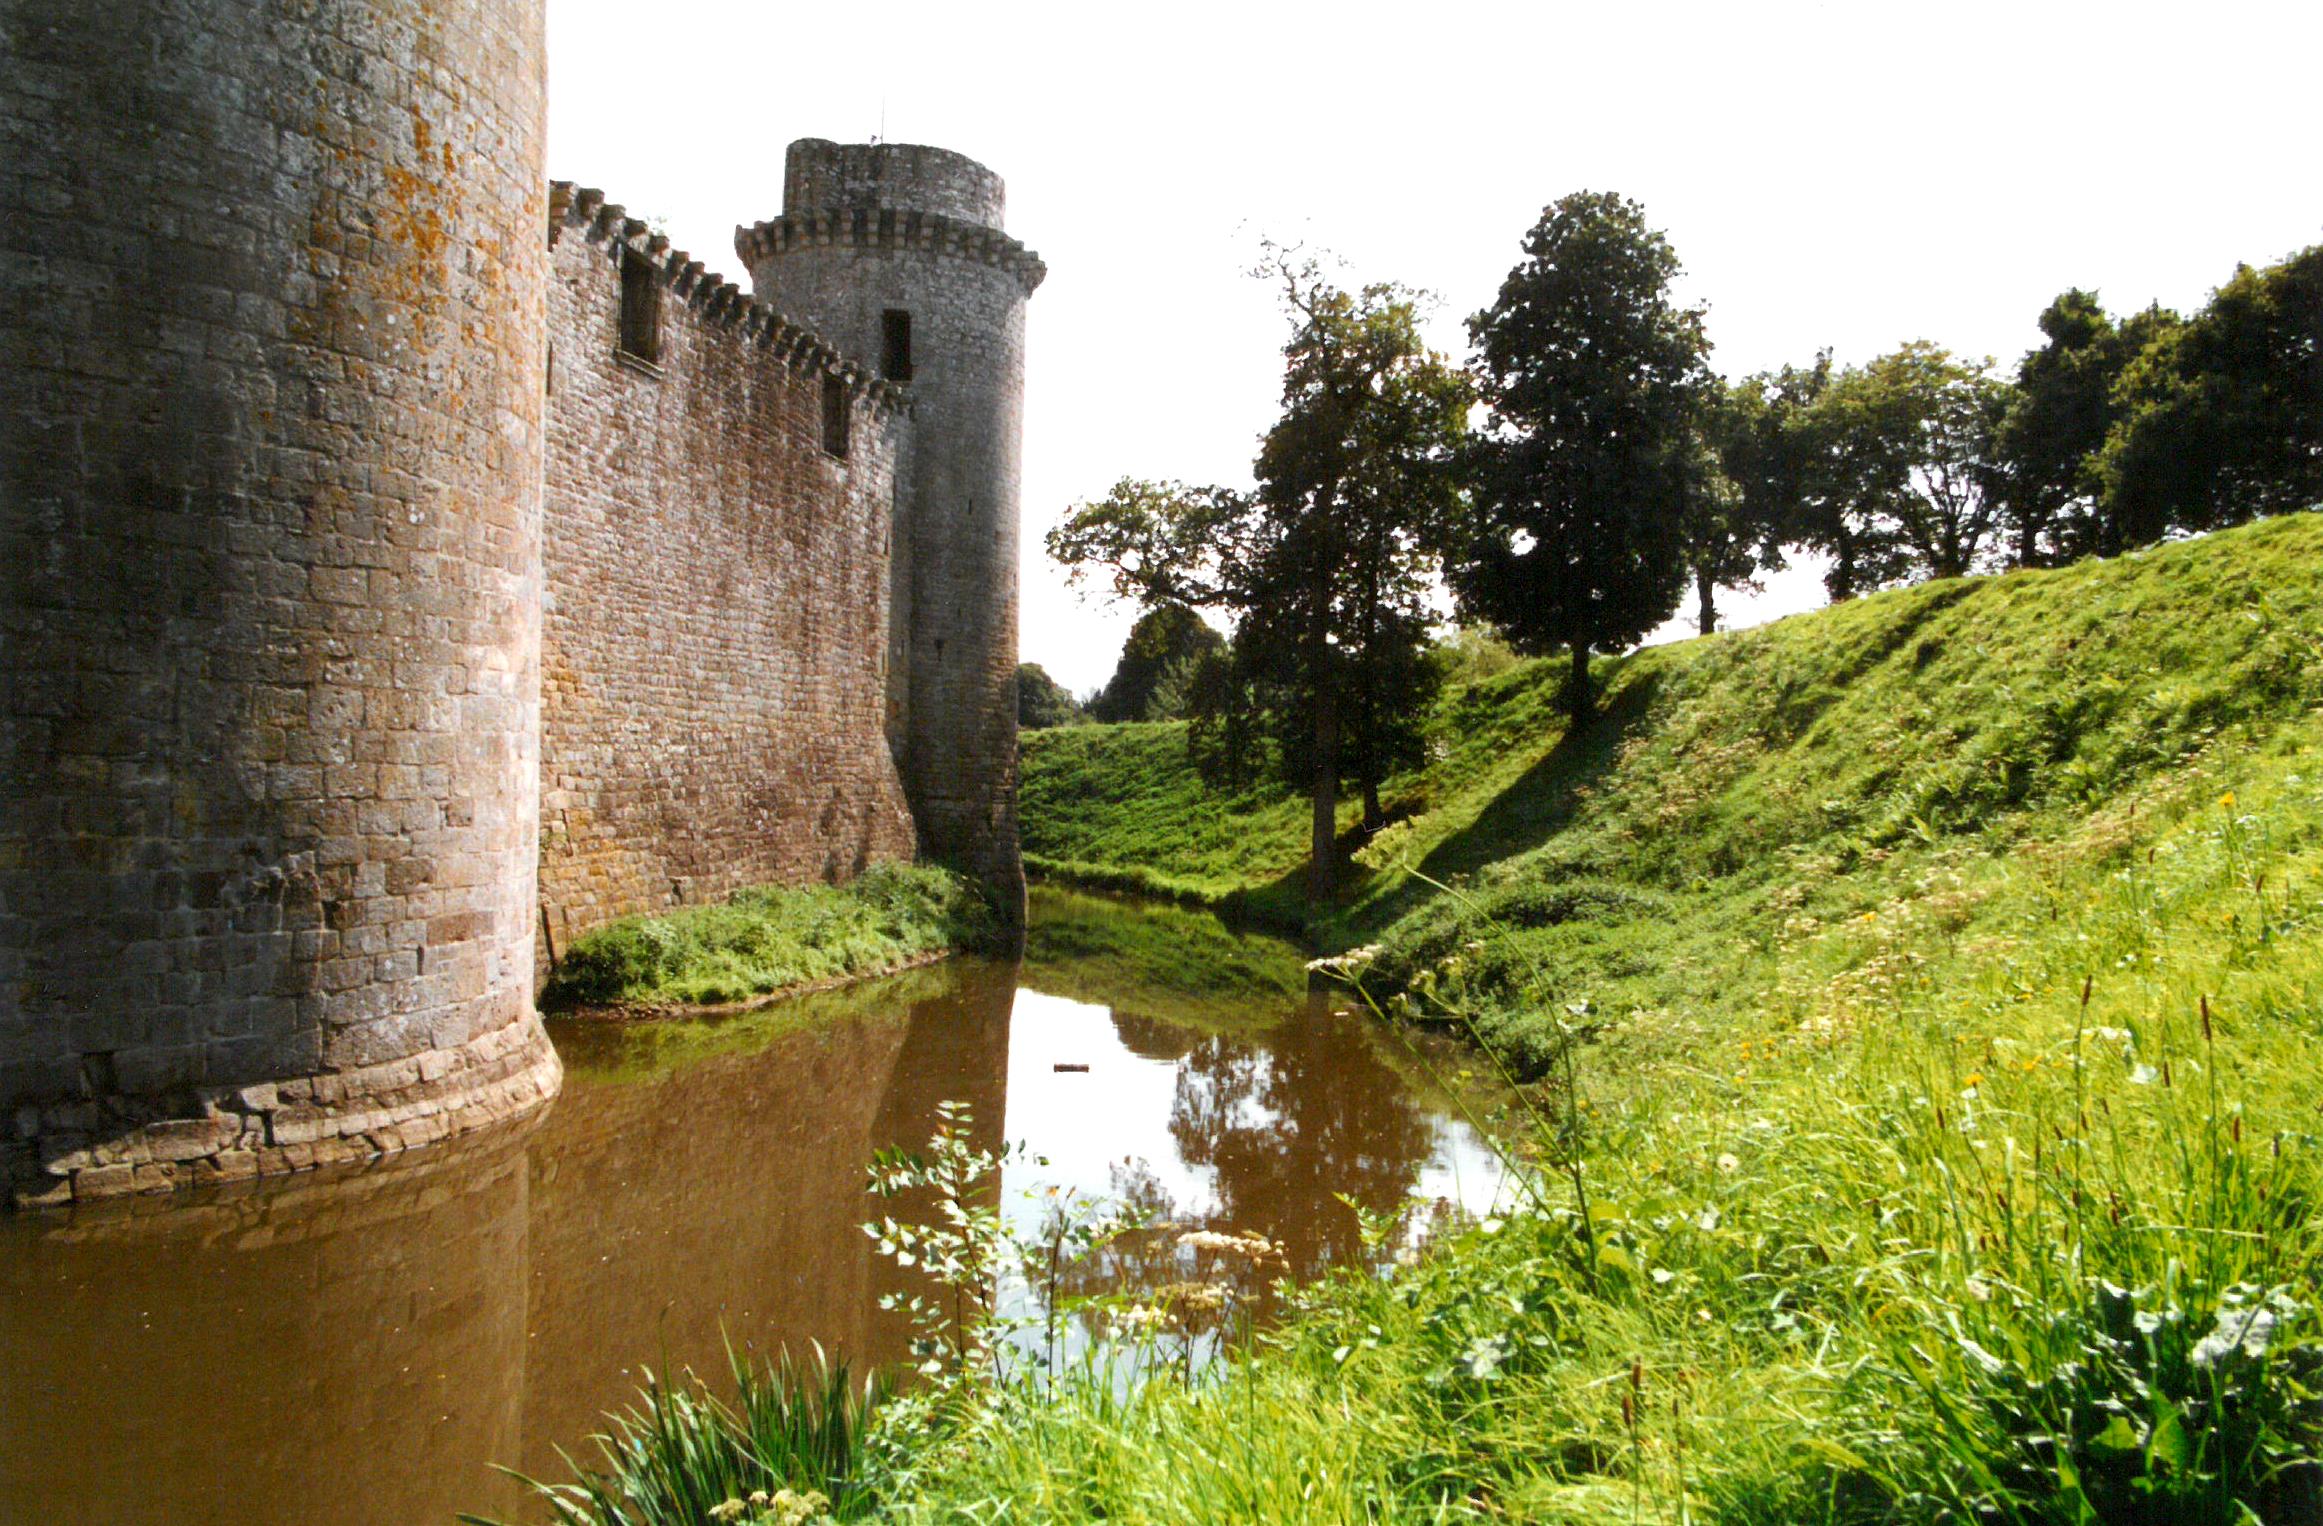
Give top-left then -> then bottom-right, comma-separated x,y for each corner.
619,248 -> 660,364
880,309 -> 913,381
821,374 -> 850,458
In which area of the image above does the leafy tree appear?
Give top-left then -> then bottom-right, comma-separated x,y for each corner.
1433,622 -> 1519,686
1680,384 -> 1794,636
2101,245 -> 2323,539
1800,343 -> 2011,587
1015,663 -> 1084,729
1448,191 -> 1708,719
1994,290 -> 2181,563
1049,251 -> 1471,901
1089,604 -> 1223,722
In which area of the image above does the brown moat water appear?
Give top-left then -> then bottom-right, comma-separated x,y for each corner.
0,891 -> 1506,1525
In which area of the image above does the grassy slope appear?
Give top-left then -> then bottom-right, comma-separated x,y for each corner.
539,861 -> 997,1011
931,515 -> 2323,1520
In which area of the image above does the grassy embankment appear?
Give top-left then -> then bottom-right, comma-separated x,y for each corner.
501,517 -> 2323,1523
539,862 -> 997,1013
948,514 -> 2322,1520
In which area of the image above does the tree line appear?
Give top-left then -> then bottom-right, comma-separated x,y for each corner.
1043,203 -> 2322,903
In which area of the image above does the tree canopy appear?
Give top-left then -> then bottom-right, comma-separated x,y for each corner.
1088,605 -> 1224,723
1016,663 -> 1085,730
1049,249 -> 1471,900
1447,191 -> 1708,718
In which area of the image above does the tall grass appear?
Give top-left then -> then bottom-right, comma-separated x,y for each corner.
463,1346 -> 887,1525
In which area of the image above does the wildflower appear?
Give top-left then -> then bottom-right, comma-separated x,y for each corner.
1716,1152 -> 1740,1174
1962,1073 -> 1984,1089
1178,1228 -> 1279,1261
709,1503 -> 748,1524
1306,944 -> 1382,975
1164,1281 -> 1228,1314
1110,1303 -> 1168,1335
2218,791 -> 2236,809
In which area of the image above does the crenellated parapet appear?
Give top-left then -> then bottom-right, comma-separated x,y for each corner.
552,181 -> 908,415
734,207 -> 1048,298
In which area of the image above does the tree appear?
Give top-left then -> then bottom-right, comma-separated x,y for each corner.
2100,245 -> 2323,539
1049,251 -> 1471,902
1015,663 -> 1084,729
1994,290 -> 2180,563
1089,604 -> 1223,722
1448,192 -> 1707,719
1681,383 -> 1791,636
1798,343 -> 2011,588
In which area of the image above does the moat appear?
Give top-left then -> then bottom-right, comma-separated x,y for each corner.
0,890 -> 1505,1525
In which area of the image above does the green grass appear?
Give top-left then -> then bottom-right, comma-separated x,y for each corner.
1024,514 -> 2323,1079
1017,885 -> 1305,1030
515,516 -> 2323,1522
944,515 -> 2323,1519
539,861 -> 998,1011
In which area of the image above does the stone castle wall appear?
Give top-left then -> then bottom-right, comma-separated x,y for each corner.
0,0 -> 1029,1208
742,141 -> 1043,928
535,189 -> 917,957
0,0 -> 560,1208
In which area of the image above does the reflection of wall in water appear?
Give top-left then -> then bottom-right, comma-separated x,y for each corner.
0,963 -> 1019,1525
865,963 -> 1017,1349
0,1132 -> 532,1526
518,962 -> 1014,1480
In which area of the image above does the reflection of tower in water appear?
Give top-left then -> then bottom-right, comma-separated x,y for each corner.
0,960 -> 1020,1526
518,961 -> 1014,1484
0,1128 -> 534,1526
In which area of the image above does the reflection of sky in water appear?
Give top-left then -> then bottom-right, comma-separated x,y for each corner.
995,987 -> 1509,1257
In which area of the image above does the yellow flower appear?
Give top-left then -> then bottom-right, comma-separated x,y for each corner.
2219,791 -> 2236,808
1963,1073 -> 1984,1088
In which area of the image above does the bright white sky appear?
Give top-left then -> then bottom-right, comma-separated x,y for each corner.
548,0 -> 2321,695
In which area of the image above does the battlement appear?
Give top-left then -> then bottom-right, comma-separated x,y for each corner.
733,204 -> 1047,298
782,138 -> 1005,228
551,181 -> 908,414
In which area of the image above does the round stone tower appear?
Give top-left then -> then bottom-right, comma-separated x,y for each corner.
738,140 -> 1044,933
0,0 -> 561,1206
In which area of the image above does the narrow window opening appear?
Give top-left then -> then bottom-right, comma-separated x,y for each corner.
880,309 -> 913,381
821,374 -> 850,458
618,248 -> 661,364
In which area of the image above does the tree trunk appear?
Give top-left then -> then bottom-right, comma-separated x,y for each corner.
1564,639 -> 1592,725
1832,524 -> 1858,600
1361,775 -> 1384,834
1309,678 -> 1338,904
1696,568 -> 1717,637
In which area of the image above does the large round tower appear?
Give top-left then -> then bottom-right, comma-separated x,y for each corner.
738,140 -> 1044,932
0,0 -> 560,1205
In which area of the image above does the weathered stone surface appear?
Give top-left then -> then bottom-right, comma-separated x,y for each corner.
741,140 -> 1039,931
0,0 -> 560,1204
536,197 -> 917,952
0,1 -> 1032,1204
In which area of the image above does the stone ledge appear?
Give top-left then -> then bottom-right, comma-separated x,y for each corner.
733,205 -> 1048,297
5,1016 -> 562,1211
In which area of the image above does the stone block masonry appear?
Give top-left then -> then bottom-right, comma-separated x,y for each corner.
1,0 -> 562,1207
537,189 -> 917,954
742,141 -> 1044,932
0,0 -> 1034,1204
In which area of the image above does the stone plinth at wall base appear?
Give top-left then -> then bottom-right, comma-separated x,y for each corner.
4,1019 -> 563,1211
